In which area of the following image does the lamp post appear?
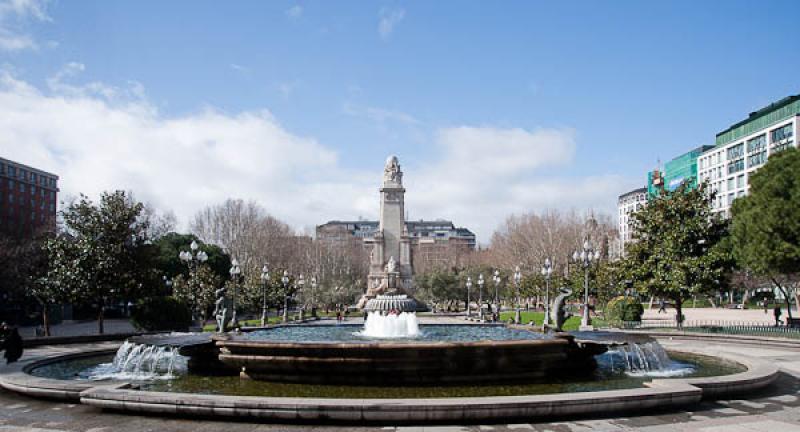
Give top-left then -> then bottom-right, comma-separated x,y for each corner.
541,258 -> 553,326
572,240 -> 600,328
513,266 -> 522,324
260,264 -> 270,326
492,269 -> 501,321
297,274 -> 305,321
477,273 -> 485,321
178,240 -> 208,321
311,276 -> 318,318
281,270 -> 290,323
465,276 -> 473,319
229,259 -> 241,327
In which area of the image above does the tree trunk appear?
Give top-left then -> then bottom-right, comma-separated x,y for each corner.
98,306 -> 105,334
42,304 -> 50,337
772,277 -> 793,320
675,298 -> 683,330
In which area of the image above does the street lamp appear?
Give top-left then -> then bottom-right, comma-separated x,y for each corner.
465,276 -> 473,319
541,258 -> 553,326
178,240 -> 208,321
260,264 -> 270,326
229,258 -> 241,326
492,269 -> 501,321
310,276 -> 318,318
513,266 -> 522,324
281,270 -> 290,323
477,273 -> 485,321
297,274 -> 306,321
572,240 -> 600,328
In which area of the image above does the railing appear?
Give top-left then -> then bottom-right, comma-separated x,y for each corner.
613,319 -> 800,339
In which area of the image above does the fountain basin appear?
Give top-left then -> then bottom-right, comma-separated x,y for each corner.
213,328 -> 606,385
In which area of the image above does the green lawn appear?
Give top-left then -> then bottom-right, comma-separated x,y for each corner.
498,311 -> 583,331
201,316 -> 292,332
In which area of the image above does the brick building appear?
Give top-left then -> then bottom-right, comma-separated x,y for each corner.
0,157 -> 59,238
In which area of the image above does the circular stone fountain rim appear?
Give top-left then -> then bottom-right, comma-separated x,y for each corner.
0,337 -> 780,423
211,325 -> 561,348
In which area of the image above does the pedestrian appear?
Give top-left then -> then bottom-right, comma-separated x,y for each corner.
658,299 -> 667,314
0,322 -> 8,354
763,299 -> 769,314
3,327 -> 23,364
774,306 -> 783,327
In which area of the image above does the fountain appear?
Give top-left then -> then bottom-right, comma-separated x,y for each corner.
81,340 -> 186,381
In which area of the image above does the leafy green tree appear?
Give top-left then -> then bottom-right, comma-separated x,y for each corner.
622,182 -> 733,328
45,191 -> 154,334
731,148 -> 800,317
153,232 -> 231,282
172,265 -> 222,323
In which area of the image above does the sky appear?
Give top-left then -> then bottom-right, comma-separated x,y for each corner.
0,0 -> 799,243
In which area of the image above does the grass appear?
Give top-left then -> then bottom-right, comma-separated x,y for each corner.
498,311 -> 583,331
201,315 -> 301,332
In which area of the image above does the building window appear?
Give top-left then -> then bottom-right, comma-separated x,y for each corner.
19,169 -> 26,180
747,134 -> 766,153
8,166 -> 15,177
727,178 -> 734,191
748,150 -> 767,167
728,158 -> 745,174
19,183 -> 24,192
727,143 -> 744,160
736,175 -> 745,189
771,123 -> 793,143
0,162 -> 4,174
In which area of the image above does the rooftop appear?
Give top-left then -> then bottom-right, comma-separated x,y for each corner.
715,94 -> 800,147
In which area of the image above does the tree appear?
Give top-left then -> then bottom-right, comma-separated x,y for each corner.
45,191 -> 154,334
731,148 -> 800,318
153,232 -> 231,282
622,182 -> 732,328
171,265 -> 222,323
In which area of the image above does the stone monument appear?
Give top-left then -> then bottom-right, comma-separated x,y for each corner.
357,155 -> 415,308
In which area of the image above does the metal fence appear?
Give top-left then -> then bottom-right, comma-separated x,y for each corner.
613,319 -> 800,339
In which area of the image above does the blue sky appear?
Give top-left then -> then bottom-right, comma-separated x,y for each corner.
1,0 -> 799,241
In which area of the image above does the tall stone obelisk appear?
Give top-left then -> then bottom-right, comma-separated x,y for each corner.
358,155 -> 414,308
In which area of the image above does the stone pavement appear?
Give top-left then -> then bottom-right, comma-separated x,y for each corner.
642,306 -> 788,324
16,319 -> 135,339
3,338 -> 800,431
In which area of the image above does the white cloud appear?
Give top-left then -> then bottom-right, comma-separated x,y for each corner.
378,7 -> 404,39
404,126 -> 626,242
0,68 -> 377,233
0,0 -> 50,51
0,66 -> 627,244
285,5 -> 303,19
342,101 -> 420,125
229,63 -> 250,75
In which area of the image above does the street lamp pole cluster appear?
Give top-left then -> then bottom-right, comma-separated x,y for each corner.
229,259 -> 241,326
260,264 -> 270,326
492,270 -> 501,320
477,273 -> 485,321
513,266 -> 522,324
281,270 -> 290,323
178,240 -> 208,320
572,240 -> 600,328
465,276 -> 473,319
541,258 -> 553,326
297,274 -> 306,321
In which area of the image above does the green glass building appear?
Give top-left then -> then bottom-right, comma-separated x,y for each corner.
647,145 -> 714,197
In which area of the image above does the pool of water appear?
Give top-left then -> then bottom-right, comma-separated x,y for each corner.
29,350 -> 745,398
238,324 -> 549,343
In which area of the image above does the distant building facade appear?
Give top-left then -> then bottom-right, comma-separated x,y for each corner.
316,219 -> 477,272
0,157 -> 59,238
698,95 -> 799,217
318,220 -> 476,248
647,145 -> 714,198
616,187 -> 647,257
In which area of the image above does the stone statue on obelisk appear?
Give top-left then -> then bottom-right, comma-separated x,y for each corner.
357,155 -> 414,309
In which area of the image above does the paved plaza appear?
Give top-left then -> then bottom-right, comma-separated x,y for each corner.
2,335 -> 800,431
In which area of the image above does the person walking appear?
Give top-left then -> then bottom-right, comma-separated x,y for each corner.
658,299 -> 667,314
774,306 -> 783,327
3,327 -> 23,364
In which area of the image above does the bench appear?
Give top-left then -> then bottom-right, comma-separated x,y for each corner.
786,317 -> 800,328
